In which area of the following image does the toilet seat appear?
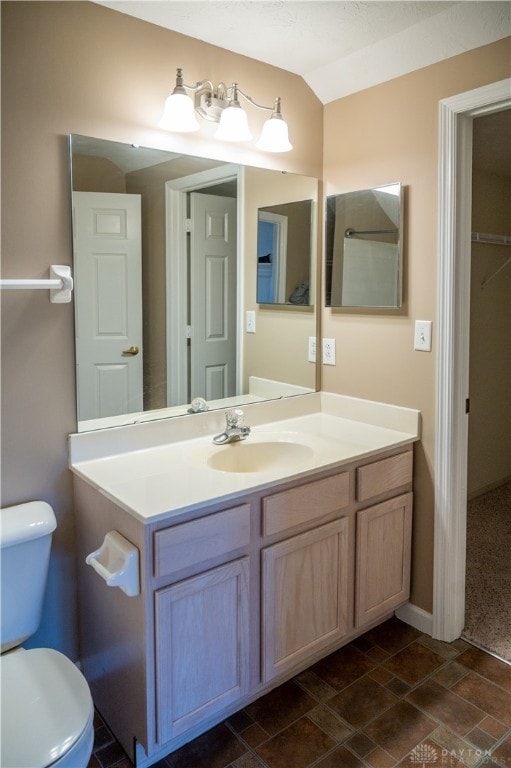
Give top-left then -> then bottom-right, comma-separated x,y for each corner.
0,647 -> 94,768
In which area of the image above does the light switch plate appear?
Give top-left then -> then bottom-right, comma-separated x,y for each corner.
414,320 -> 432,351
246,310 -> 256,333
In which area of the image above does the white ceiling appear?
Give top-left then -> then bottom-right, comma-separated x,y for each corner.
97,1 -> 510,103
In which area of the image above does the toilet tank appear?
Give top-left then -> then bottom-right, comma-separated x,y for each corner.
0,501 -> 57,652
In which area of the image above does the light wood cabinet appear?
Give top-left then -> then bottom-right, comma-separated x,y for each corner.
356,451 -> 413,502
262,472 -> 349,536
155,557 -> 250,742
355,493 -> 413,627
74,443 -> 414,767
262,518 -> 350,682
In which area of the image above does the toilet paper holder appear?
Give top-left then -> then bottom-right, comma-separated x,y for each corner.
86,530 -> 140,597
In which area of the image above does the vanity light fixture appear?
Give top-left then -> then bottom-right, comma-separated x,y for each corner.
158,68 -> 292,153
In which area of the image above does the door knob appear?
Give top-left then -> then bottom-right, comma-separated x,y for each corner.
122,345 -> 139,356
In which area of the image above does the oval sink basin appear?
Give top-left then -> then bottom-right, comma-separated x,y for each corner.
207,441 -> 314,473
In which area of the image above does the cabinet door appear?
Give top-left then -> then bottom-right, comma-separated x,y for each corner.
356,493 -> 412,627
262,518 -> 350,683
155,558 -> 249,743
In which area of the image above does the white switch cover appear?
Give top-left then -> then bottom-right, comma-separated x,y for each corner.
322,338 -> 336,365
246,310 -> 256,333
414,320 -> 432,351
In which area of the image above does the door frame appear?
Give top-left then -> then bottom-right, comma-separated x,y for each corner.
165,164 -> 241,406
433,78 -> 510,642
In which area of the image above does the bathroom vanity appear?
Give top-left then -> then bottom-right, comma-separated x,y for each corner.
70,393 -> 419,767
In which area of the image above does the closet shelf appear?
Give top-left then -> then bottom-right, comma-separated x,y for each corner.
471,231 -> 511,247
471,232 -> 511,290
0,265 -> 73,303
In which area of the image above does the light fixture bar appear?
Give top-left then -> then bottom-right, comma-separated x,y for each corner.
159,68 -> 292,152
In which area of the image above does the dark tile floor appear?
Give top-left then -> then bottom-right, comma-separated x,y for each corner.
87,617 -> 511,768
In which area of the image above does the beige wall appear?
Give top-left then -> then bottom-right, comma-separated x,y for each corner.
322,38 -> 510,613
468,167 -> 511,496
1,1 -> 322,658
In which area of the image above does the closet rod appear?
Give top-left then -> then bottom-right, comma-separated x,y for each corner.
0,265 -> 73,303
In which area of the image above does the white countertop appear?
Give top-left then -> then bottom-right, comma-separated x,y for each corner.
69,393 -> 420,524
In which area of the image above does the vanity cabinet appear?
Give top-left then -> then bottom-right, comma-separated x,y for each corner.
152,503 -> 252,742
355,493 -> 412,627
74,442 -> 414,768
262,517 -> 350,683
354,450 -> 413,627
155,557 -> 250,742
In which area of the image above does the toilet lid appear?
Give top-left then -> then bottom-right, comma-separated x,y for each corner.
1,647 -> 93,768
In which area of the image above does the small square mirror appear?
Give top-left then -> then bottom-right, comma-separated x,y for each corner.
325,183 -> 403,308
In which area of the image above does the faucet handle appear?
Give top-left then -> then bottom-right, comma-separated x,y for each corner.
226,408 -> 244,428
188,397 -> 208,414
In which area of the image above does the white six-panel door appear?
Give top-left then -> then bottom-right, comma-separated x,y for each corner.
72,191 -> 143,422
190,193 -> 237,401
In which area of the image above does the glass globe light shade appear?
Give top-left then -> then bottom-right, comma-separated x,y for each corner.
256,115 -> 293,153
215,104 -> 252,142
158,92 -> 199,132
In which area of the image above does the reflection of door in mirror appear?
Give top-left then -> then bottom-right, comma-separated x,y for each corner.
257,212 -> 287,303
256,200 -> 312,306
72,191 -> 143,420
165,167 -> 239,408
189,192 -> 237,402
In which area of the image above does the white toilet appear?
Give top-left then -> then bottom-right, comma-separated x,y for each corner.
0,501 -> 94,768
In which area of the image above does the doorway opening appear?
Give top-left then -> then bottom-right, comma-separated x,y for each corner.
462,109 -> 511,663
433,79 -> 511,645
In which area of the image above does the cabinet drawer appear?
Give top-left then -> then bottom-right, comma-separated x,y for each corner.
154,504 -> 251,579
262,472 -> 350,537
356,450 -> 412,502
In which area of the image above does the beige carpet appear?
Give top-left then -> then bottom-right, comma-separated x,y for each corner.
463,481 -> 511,664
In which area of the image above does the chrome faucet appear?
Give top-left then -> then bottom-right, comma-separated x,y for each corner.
213,409 -> 251,444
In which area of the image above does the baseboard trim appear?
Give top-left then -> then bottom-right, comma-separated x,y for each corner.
467,475 -> 511,501
395,603 -> 433,635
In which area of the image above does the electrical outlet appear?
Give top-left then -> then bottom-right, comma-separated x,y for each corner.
414,320 -> 432,351
246,310 -> 256,333
322,338 -> 336,365
308,336 -> 317,363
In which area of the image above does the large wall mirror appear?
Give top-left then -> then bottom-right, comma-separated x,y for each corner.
69,135 -> 319,431
325,183 -> 403,308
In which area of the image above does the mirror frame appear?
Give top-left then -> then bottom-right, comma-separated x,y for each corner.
325,183 -> 403,309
